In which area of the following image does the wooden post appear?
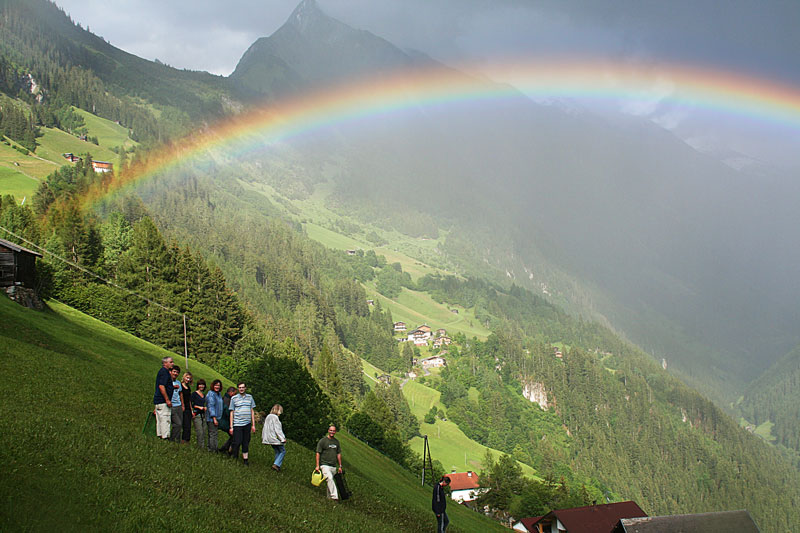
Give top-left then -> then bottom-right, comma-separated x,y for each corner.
183,314 -> 189,369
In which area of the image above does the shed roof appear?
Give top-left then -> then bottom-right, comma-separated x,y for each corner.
615,509 -> 760,533
0,238 -> 42,257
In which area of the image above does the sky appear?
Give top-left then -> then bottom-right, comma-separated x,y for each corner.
53,0 -> 800,168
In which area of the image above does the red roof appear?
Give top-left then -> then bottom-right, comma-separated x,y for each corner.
447,471 -> 480,491
534,501 -> 647,533
517,516 -> 543,532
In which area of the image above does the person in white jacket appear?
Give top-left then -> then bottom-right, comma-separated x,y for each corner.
262,404 -> 287,471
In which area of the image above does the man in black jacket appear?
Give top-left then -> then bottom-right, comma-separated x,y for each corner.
432,476 -> 451,533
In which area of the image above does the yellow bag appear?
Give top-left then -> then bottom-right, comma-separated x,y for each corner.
311,469 -> 324,487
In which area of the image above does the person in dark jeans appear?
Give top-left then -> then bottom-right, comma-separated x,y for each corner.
228,382 -> 256,466
218,387 -> 236,453
180,372 -> 193,443
432,476 -> 451,533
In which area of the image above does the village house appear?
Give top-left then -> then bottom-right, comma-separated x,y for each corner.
408,325 -> 433,346
446,471 -> 484,504
524,501 -> 647,533
433,335 -> 451,348
436,328 -> 447,337
393,321 -> 407,331
513,517 -> 543,532
91,160 -> 113,173
62,152 -> 81,162
420,355 -> 447,369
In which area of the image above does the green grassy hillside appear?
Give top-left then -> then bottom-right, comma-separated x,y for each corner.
0,105 -> 136,202
360,359 -> 538,479
0,296 -> 503,532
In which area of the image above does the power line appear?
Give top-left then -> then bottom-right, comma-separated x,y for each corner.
0,224 -> 251,353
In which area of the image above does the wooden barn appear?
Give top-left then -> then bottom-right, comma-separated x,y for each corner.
0,237 -> 42,288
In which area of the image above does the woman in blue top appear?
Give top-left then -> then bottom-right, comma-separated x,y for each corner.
205,379 -> 223,453
228,382 -> 256,466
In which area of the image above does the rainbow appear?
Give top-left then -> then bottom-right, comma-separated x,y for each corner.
88,59 -> 800,206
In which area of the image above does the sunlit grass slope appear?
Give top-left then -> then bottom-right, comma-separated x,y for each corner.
0,106 -> 136,201
360,359 -> 537,479
0,297 -> 503,532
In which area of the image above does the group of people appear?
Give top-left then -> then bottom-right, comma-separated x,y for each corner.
152,356 -> 286,469
153,355 -> 448,526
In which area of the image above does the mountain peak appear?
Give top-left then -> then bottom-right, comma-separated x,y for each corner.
288,0 -> 326,32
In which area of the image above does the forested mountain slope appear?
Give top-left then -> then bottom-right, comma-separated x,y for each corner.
224,0 -> 800,405
738,343 -> 800,467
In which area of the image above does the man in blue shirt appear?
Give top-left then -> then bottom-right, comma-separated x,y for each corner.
153,356 -> 174,439
169,365 -> 184,442
228,382 -> 256,465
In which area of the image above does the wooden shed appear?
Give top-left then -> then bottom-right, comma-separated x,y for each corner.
0,237 -> 42,288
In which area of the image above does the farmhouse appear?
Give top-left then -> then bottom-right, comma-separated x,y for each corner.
393,321 -> 407,331
62,152 -> 81,162
91,160 -> 113,173
528,501 -> 646,533
433,335 -> 451,348
436,328 -> 447,337
447,471 -> 484,503
420,355 -> 446,369
408,329 -> 430,346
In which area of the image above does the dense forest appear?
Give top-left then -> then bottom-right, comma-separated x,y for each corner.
2,1 -> 800,530
738,343 -> 800,468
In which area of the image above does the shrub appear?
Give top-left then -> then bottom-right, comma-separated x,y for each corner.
244,352 -> 334,448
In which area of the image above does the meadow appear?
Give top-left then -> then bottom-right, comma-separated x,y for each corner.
0,107 -> 135,202
0,296 -> 504,532
360,358 -> 538,479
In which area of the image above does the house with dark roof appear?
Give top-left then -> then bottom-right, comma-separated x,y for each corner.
531,501 -> 647,533
513,517 -> 544,532
612,509 -> 760,533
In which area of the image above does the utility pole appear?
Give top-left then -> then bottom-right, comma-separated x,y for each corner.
183,314 -> 189,369
421,435 -> 433,486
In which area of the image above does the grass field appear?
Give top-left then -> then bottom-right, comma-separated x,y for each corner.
0,165 -> 39,202
35,127 -> 120,166
0,296 -> 504,532
366,284 -> 490,340
74,108 -> 137,151
360,359 -> 538,480
0,108 -> 135,201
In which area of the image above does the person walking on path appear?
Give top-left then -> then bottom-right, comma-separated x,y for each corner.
432,476 -> 451,533
180,372 -> 194,444
205,380 -> 223,453
315,425 -> 343,500
262,404 -> 287,471
228,382 -> 256,466
191,379 -> 207,450
153,356 -> 174,439
218,386 -> 236,454
169,366 -> 184,442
